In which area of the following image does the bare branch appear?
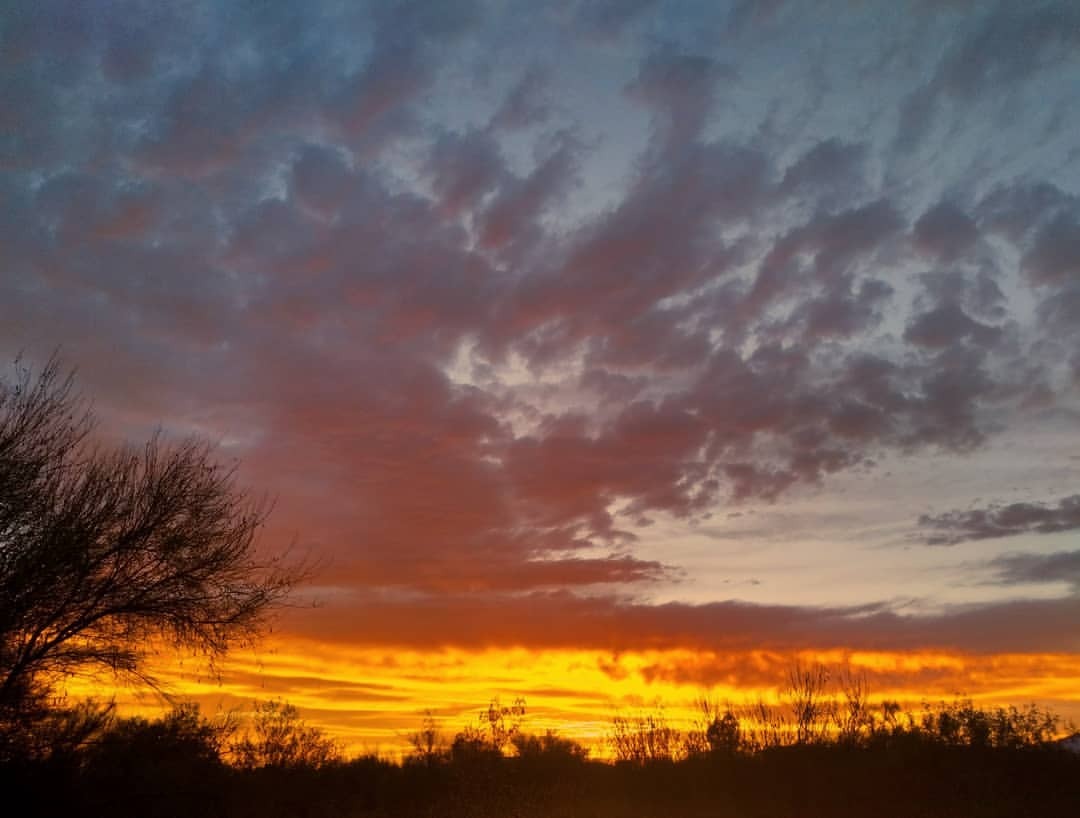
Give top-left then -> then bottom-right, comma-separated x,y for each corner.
0,358 -> 300,717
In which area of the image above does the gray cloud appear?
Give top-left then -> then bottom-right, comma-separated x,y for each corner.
895,2 -> 1080,152
489,66 -> 552,131
988,549 -> 1080,592
920,495 -> 1080,546
913,200 -> 980,261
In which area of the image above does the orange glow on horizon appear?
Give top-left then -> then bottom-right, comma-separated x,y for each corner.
61,640 -> 1080,759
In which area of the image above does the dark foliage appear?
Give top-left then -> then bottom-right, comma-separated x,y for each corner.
3,693 -> 1077,818
230,698 -> 342,770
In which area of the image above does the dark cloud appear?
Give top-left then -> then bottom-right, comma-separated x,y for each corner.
290,144 -> 355,219
791,278 -> 894,342
743,199 -> 904,321
626,52 -> 737,146
920,495 -> 1080,546
915,270 -> 1007,322
1023,211 -> 1080,287
329,554 -> 672,593
426,129 -> 507,217
780,139 -> 868,201
913,201 -> 980,261
904,302 -> 1001,349
976,181 -> 1079,243
988,549 -> 1080,591
283,589 -> 1080,655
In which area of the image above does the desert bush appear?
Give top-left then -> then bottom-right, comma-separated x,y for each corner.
609,706 -> 682,763
407,709 -> 449,766
231,699 -> 342,769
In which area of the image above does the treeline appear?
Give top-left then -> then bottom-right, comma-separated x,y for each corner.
3,678 -> 1079,818
608,664 -> 1068,762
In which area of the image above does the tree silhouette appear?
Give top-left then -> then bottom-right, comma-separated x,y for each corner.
0,358 -> 297,724
230,699 -> 341,769
408,709 -> 448,766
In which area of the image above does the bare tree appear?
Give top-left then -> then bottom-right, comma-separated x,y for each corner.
837,667 -> 872,745
230,699 -> 341,769
0,358 -> 297,718
609,705 -> 681,763
784,662 -> 833,745
408,709 -> 448,766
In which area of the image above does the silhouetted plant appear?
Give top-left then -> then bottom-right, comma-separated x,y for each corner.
73,703 -> 233,818
0,696 -> 115,763
836,668 -> 873,745
682,696 -> 741,758
707,709 -> 743,756
407,709 -> 449,766
231,699 -> 342,769
83,701 -> 232,778
914,698 -> 1062,749
483,696 -> 527,753
0,357 -> 299,733
784,661 -> 833,745
739,696 -> 788,751
511,729 -> 588,761
609,705 -> 682,763
449,696 -> 527,761
0,686 -> 1075,818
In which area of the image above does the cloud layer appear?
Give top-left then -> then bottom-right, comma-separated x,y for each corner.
2,0 -> 1079,661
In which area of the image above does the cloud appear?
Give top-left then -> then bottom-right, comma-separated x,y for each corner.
779,139 -> 868,203
490,67 -> 552,131
894,3 -> 1080,151
282,589 -> 1080,655
426,129 -> 507,217
328,554 -> 672,593
919,495 -> 1080,545
477,131 -> 580,252
904,303 -> 1001,349
987,550 -> 1080,592
626,51 -> 737,146
913,201 -> 980,261
1023,211 -> 1080,287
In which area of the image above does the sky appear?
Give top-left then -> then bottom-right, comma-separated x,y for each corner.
3,0 -> 1080,754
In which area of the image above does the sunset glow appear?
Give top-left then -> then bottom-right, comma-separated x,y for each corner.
63,641 -> 1080,758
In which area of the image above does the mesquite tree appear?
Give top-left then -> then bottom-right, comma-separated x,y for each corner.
0,358 -> 296,716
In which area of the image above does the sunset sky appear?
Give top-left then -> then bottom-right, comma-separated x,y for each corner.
3,0 -> 1080,755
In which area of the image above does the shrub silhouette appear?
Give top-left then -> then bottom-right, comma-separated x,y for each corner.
609,705 -> 682,763
511,729 -> 588,762
80,703 -> 233,816
447,696 -> 527,762
231,699 -> 342,770
407,709 -> 449,766
2,690 -> 1077,818
0,695 -> 114,764
706,708 -> 742,756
